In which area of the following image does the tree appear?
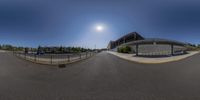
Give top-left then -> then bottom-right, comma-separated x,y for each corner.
198,44 -> 200,48
117,46 -> 132,53
25,48 -> 29,54
1,44 -> 13,51
37,46 -> 43,54
59,46 -> 65,53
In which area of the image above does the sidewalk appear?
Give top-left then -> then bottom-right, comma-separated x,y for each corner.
0,50 -> 6,53
107,51 -> 200,64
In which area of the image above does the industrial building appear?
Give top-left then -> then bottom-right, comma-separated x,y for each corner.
108,32 -> 188,56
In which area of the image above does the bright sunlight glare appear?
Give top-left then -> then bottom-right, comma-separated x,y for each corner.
96,25 -> 104,31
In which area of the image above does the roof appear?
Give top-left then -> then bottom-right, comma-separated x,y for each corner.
123,38 -> 188,46
115,32 -> 144,42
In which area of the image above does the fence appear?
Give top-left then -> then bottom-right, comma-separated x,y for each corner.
13,52 -> 95,65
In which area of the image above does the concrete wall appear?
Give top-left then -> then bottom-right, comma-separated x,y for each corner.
137,44 -> 171,56
111,44 -> 186,56
130,44 -> 186,56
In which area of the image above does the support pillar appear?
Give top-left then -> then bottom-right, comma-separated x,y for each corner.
51,55 -> 53,64
171,44 -> 174,56
68,55 -> 70,62
123,38 -> 126,43
136,44 -> 139,56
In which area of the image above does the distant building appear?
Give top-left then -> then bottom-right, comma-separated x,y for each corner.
108,32 -> 189,56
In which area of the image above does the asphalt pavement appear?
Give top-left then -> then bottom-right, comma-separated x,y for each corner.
1,51 -> 200,100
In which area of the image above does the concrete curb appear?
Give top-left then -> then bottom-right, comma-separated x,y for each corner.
107,51 -> 200,64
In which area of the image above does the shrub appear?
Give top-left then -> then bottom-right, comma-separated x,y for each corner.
117,46 -> 132,53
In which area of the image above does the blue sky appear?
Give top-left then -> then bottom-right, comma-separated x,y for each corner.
0,0 -> 200,48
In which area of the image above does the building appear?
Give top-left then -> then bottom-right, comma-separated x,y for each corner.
108,32 -> 189,56
107,32 -> 144,49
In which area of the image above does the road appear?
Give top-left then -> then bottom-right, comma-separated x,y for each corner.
1,51 -> 200,100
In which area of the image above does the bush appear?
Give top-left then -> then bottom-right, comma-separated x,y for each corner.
117,46 -> 132,53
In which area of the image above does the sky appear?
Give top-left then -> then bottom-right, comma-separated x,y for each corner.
0,0 -> 200,48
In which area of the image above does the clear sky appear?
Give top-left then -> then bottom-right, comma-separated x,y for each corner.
0,0 -> 200,48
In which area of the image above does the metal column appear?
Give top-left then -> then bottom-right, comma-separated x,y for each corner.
171,44 -> 174,56
136,44 -> 139,56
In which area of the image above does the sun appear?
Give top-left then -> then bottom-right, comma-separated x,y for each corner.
96,25 -> 104,31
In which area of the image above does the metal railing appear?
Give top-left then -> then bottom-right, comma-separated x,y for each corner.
13,52 -> 95,65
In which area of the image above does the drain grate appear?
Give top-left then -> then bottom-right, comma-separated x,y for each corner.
58,64 -> 66,68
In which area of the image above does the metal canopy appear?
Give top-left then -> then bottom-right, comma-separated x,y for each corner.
123,38 -> 187,46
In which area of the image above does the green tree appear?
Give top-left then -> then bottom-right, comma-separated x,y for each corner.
25,48 -> 29,54
37,46 -> 43,54
198,44 -> 200,48
59,46 -> 65,53
117,46 -> 132,53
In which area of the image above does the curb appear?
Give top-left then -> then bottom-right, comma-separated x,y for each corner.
107,51 -> 200,64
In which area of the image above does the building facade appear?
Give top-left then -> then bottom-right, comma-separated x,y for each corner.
107,32 -> 144,49
108,32 -> 189,56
